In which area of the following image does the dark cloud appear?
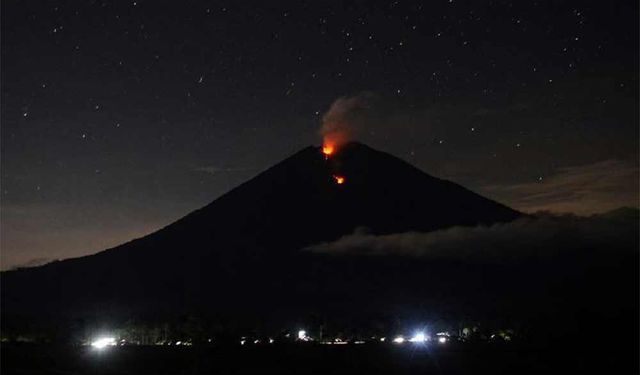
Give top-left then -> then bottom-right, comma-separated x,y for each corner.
306,208 -> 639,264
481,160 -> 639,215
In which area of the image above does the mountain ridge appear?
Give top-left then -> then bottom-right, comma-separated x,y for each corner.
1,142 -> 521,319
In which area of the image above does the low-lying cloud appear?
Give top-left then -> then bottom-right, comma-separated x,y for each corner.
306,208 -> 638,264
482,160 -> 639,215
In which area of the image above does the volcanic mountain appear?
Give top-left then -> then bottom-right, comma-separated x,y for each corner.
2,142 -> 520,323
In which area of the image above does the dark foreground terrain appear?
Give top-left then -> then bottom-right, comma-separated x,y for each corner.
2,342 -> 636,375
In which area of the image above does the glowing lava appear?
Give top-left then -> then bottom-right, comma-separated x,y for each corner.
322,144 -> 335,157
333,175 -> 345,185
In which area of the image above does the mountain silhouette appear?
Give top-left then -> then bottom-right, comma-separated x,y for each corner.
2,142 -> 520,323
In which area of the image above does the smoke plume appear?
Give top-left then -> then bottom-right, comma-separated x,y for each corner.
320,93 -> 374,150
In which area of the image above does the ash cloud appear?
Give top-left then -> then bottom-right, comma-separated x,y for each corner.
306,208 -> 639,264
319,92 -> 376,148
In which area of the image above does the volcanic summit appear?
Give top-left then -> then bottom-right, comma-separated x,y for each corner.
2,142 -> 520,321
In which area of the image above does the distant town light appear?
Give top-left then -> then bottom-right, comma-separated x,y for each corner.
438,336 -> 447,344
297,330 -> 306,340
392,336 -> 405,344
90,337 -> 116,349
409,332 -> 427,343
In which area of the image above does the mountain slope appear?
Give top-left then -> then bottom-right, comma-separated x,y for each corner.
1,142 -> 520,318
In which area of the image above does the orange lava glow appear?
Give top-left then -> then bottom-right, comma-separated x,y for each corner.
322,144 -> 335,156
333,175 -> 345,185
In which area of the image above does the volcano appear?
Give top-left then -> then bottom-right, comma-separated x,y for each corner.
2,142 -> 520,325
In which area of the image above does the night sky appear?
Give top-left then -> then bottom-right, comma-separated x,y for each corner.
1,0 -> 638,269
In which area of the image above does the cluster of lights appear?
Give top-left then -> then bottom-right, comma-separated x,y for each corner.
240,337 -> 276,345
155,340 -> 193,346
90,337 -> 117,349
392,336 -> 405,344
174,341 -> 192,346
409,332 -> 429,343
391,332 -> 450,345
237,329 -> 441,346
86,329 -> 455,349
